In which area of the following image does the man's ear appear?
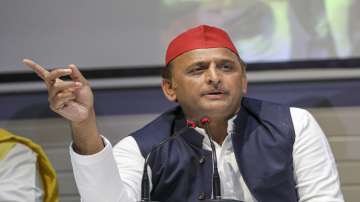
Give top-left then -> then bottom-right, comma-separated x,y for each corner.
161,79 -> 177,102
241,75 -> 248,95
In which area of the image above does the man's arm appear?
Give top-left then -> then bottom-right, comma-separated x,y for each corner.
70,136 -> 146,202
22,59 -> 127,200
291,108 -> 344,202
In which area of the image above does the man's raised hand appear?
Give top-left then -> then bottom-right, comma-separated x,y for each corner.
22,59 -> 94,123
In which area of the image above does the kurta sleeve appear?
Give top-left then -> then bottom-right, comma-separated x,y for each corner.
70,136 -> 145,202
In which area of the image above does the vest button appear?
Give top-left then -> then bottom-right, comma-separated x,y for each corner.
199,156 -> 205,164
198,192 -> 207,200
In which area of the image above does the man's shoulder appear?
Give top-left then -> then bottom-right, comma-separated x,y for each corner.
240,97 -> 295,132
242,96 -> 290,108
243,97 -> 310,118
242,97 -> 292,116
126,106 -> 183,157
130,106 -> 182,137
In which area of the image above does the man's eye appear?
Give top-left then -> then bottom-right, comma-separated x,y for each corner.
220,63 -> 233,70
189,66 -> 205,74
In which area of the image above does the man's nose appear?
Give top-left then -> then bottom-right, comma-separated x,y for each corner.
206,64 -> 221,85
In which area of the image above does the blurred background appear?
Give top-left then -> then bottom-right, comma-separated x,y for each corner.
1,0 -> 359,201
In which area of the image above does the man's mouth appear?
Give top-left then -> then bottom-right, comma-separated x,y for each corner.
201,89 -> 228,98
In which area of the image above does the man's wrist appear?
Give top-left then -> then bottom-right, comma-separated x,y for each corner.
71,108 -> 97,128
70,108 -> 104,155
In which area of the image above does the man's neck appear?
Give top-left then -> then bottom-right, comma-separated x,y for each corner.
184,109 -> 239,145
206,118 -> 228,145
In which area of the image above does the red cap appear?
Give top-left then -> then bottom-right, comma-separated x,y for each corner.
165,25 -> 239,65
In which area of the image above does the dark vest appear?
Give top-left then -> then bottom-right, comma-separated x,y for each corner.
131,97 -> 298,202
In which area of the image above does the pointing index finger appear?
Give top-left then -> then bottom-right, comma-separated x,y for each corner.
22,59 -> 49,80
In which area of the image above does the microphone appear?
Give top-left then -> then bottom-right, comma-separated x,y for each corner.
138,120 -> 196,202
200,117 -> 243,202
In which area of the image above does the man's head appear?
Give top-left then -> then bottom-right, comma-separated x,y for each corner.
161,25 -> 247,121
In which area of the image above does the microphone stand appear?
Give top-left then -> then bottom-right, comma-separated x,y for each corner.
200,118 -> 243,202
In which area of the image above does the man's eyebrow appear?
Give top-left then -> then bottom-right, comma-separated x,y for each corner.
185,58 -> 236,70
216,58 -> 236,64
186,61 -> 209,69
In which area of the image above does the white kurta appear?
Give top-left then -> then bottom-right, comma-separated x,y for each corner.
70,108 -> 344,202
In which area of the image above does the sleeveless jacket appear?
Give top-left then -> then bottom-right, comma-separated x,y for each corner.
131,97 -> 298,202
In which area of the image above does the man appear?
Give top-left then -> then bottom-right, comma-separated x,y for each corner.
23,25 -> 343,202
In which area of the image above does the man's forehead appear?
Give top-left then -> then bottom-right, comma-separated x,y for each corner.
172,48 -> 239,64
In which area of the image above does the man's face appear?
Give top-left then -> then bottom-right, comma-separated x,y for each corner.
161,48 -> 247,120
